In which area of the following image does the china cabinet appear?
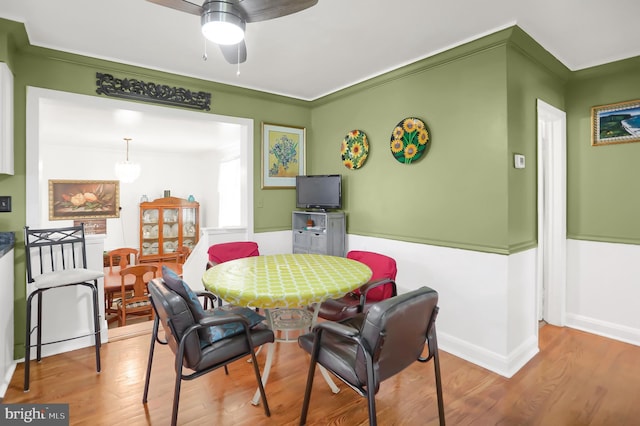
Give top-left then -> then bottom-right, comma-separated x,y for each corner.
139,196 -> 199,262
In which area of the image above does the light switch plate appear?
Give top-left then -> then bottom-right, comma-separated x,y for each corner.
514,154 -> 525,169
0,196 -> 11,212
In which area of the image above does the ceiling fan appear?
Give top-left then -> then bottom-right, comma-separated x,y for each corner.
146,0 -> 319,64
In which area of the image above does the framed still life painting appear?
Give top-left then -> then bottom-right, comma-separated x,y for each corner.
261,123 -> 306,188
591,99 -> 640,146
49,180 -> 120,220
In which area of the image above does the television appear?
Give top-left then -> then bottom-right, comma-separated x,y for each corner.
296,174 -> 342,210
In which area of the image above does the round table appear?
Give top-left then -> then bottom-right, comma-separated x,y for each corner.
201,253 -> 372,309
201,253 -> 372,405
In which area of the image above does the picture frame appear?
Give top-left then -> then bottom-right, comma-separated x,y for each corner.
49,180 -> 120,220
261,122 -> 306,188
591,99 -> 640,146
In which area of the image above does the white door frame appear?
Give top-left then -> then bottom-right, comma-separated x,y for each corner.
536,99 -> 567,326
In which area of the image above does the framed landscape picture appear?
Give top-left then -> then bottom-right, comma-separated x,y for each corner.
591,99 -> 640,146
261,122 -> 306,188
49,180 -> 120,220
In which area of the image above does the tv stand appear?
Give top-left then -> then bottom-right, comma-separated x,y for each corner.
292,211 -> 345,256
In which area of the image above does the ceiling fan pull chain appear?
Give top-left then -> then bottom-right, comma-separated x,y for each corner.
236,44 -> 241,76
202,38 -> 208,61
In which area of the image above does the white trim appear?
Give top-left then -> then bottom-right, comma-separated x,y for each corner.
536,99 -> 567,326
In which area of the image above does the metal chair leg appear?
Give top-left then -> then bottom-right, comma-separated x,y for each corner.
299,341 -> 320,425
23,290 -> 36,392
36,290 -> 43,362
143,316 -> 160,403
90,282 -> 101,372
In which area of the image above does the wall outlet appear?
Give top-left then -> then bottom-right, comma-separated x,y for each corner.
514,154 -> 525,169
0,196 -> 11,212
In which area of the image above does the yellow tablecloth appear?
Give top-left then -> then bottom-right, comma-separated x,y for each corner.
202,253 -> 372,309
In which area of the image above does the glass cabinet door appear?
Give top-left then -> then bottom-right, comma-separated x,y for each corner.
141,208 -> 159,256
182,207 -> 197,250
162,208 -> 179,254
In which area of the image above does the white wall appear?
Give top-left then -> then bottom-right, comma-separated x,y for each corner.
0,248 -> 14,397
566,239 -> 640,345
39,144 -> 221,250
344,234 -> 538,377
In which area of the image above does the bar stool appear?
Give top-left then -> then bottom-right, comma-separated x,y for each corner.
23,224 -> 103,391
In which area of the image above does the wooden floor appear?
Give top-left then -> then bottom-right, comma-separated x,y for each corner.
4,325 -> 640,425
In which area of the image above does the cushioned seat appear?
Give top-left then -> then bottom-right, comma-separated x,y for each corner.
143,272 -> 274,426
318,250 -> 398,322
299,286 -> 445,426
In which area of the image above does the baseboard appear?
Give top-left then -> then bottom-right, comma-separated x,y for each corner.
0,361 -> 17,399
438,332 -> 538,378
566,314 -> 640,347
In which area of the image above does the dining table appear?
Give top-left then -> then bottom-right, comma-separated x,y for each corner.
201,253 -> 372,405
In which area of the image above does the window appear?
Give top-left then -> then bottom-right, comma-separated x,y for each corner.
218,157 -> 241,227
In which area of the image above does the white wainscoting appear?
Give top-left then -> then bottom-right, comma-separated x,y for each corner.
346,234 -> 539,378
1,248 -> 15,398
27,232 -> 639,378
566,239 -> 640,346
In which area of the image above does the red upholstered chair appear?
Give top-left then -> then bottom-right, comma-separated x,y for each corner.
318,250 -> 398,322
207,241 -> 260,268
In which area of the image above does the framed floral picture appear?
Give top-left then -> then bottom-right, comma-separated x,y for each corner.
591,99 -> 640,146
261,123 -> 306,188
49,180 -> 120,220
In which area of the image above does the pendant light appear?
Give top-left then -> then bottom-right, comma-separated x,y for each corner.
114,137 -> 141,183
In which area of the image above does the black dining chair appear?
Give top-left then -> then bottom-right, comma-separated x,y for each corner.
298,286 -> 445,426
143,277 -> 274,426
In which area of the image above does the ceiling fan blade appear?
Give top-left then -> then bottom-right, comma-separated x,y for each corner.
238,0 -> 318,23
145,0 -> 203,15
219,41 -> 248,64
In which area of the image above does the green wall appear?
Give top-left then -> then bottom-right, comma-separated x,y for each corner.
505,29 -> 568,251
566,57 -> 640,243
309,28 -> 567,254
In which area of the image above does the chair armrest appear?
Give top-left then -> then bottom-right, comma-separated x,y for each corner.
194,290 -> 217,309
358,278 -> 397,309
312,321 -> 359,338
199,312 -> 249,328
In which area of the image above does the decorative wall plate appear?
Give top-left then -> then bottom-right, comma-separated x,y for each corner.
341,130 -> 369,170
390,117 -> 429,164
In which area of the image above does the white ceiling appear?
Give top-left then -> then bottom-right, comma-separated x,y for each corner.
1,0 -> 639,102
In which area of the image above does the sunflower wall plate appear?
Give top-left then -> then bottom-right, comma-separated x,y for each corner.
390,117 -> 430,164
341,129 -> 369,170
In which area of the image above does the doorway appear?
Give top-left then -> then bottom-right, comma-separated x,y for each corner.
536,99 -> 567,326
25,87 -> 254,344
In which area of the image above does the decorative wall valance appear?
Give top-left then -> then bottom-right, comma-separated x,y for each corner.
95,72 -> 211,111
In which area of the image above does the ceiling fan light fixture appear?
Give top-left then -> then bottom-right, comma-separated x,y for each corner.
201,1 -> 246,45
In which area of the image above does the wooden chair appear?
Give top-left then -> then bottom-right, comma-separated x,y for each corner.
107,247 -> 138,271
105,248 -> 139,319
116,264 -> 157,327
